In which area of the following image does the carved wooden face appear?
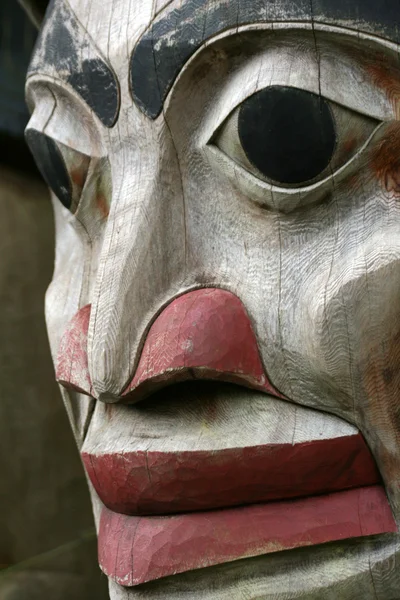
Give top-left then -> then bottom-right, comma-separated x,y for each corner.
26,0 -> 400,598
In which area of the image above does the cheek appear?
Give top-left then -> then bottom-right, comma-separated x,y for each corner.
369,123 -> 400,196
362,328 -> 400,438
317,245 -> 400,418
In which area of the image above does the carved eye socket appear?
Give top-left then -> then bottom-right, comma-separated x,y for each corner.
25,129 -> 91,212
213,85 -> 378,188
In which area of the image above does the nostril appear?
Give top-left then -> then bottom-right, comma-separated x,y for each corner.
56,304 -> 93,396
98,391 -> 120,403
122,288 -> 283,403
56,289 -> 284,405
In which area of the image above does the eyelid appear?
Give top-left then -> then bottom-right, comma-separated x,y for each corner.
198,38 -> 395,150
26,77 -> 105,158
213,94 -> 379,189
206,123 -> 384,213
164,24 -> 400,127
205,81 -> 386,151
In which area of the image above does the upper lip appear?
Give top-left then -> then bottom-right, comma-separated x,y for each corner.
83,383 -> 395,587
81,377 -> 382,516
59,287 -> 383,515
55,287 -> 283,401
82,390 -> 381,516
63,287 -> 397,586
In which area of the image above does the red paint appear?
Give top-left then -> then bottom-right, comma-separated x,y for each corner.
70,167 -> 87,189
363,53 -> 400,114
123,288 -> 282,401
57,289 -> 282,402
98,485 -> 396,586
369,122 -> 400,196
82,433 -> 380,515
96,192 -> 109,218
56,304 -> 93,395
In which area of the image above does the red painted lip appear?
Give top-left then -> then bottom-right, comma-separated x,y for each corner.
98,486 -> 397,587
82,433 -> 380,516
59,289 -> 397,586
83,407 -> 397,586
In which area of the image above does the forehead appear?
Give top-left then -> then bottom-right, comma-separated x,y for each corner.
47,0 -> 400,49
29,0 -> 400,125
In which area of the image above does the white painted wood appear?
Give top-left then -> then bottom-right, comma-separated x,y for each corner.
109,536 -> 400,600
83,383 -> 358,455
22,0 -> 400,597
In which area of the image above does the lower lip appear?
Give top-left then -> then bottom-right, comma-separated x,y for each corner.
98,485 -> 396,587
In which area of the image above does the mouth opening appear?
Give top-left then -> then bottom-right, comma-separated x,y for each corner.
81,381 -> 397,587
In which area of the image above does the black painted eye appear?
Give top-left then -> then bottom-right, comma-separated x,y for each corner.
25,130 -> 72,209
214,85 -> 378,189
25,129 -> 91,212
239,87 -> 336,185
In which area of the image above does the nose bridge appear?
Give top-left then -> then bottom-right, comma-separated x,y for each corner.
87,131 -> 187,398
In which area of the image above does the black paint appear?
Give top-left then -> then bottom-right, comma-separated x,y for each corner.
130,0 -> 400,120
29,0 -> 119,127
68,58 -> 119,128
25,129 -> 72,209
238,86 -> 336,185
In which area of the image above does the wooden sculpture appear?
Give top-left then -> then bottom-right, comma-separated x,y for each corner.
23,0 -> 400,597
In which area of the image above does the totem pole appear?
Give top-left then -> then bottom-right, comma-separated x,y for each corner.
22,0 -> 400,598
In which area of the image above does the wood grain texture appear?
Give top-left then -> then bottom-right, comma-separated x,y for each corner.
25,0 -> 400,598
82,384 -> 380,515
99,486 -> 396,586
82,434 -> 379,515
56,304 -> 93,395
108,535 -> 400,599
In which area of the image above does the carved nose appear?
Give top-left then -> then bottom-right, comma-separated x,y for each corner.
56,289 -> 282,402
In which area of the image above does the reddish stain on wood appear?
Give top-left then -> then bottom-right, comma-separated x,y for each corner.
362,326 -> 400,494
96,192 -> 109,218
98,485 -> 396,587
339,135 -> 359,166
70,166 -> 87,189
370,122 -> 400,196
364,54 -> 400,113
343,136 -> 357,155
123,288 -> 282,401
82,433 -> 380,516
69,153 -> 91,195
56,304 -> 93,395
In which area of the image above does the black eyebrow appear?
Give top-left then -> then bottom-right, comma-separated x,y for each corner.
130,0 -> 400,120
28,0 -> 120,128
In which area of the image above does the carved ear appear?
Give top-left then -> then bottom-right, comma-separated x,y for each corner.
17,0 -> 49,28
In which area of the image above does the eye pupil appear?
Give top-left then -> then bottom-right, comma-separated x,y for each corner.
238,86 -> 336,185
25,129 -> 72,209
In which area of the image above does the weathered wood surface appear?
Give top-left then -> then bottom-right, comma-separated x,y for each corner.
22,0 -> 400,598
82,383 -> 380,515
107,536 -> 400,600
100,486 -> 396,586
